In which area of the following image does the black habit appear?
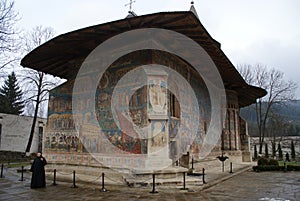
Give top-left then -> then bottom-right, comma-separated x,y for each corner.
30,156 -> 47,188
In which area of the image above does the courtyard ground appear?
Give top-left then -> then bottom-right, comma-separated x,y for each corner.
0,163 -> 299,201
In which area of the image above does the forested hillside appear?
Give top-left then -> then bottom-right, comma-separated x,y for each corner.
240,100 -> 300,136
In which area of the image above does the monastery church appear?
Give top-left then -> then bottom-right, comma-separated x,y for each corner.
21,3 -> 266,174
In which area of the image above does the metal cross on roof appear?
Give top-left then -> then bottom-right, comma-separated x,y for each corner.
125,0 -> 136,12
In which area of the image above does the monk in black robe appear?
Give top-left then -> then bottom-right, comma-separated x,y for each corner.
30,152 -> 47,188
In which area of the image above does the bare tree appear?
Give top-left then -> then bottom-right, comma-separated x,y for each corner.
238,64 -> 298,154
0,0 -> 20,72
21,26 -> 63,154
237,64 -> 255,84
22,25 -> 54,54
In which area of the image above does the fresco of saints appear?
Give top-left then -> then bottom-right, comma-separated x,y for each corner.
149,80 -> 167,114
151,121 -> 166,148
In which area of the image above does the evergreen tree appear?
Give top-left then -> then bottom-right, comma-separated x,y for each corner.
278,143 -> 283,160
0,72 -> 24,114
272,142 -> 276,158
285,152 -> 290,161
265,143 -> 269,158
291,140 -> 296,160
254,144 -> 258,160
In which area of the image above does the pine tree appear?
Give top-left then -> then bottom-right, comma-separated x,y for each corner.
0,72 -> 24,114
286,152 -> 290,162
265,143 -> 269,158
278,143 -> 283,160
254,144 -> 258,160
291,140 -> 296,160
272,142 -> 276,158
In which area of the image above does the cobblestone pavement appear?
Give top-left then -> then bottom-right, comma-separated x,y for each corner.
203,170 -> 300,201
0,166 -> 299,201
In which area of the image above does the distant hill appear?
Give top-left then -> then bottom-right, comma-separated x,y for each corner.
240,100 -> 300,136
275,100 -> 300,121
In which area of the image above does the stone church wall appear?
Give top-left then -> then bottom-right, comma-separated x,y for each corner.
44,50 -> 249,168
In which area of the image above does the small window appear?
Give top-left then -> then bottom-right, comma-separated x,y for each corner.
170,94 -> 180,118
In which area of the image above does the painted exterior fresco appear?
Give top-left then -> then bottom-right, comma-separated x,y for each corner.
45,49 -> 250,167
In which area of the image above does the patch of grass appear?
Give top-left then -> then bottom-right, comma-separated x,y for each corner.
278,161 -> 300,166
0,162 -> 31,168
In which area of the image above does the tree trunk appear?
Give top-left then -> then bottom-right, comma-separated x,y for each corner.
25,73 -> 43,155
256,100 -> 264,154
25,100 -> 39,154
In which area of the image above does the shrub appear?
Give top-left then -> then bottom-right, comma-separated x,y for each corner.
257,157 -> 279,166
269,159 -> 279,166
253,165 -> 300,172
253,165 -> 282,172
287,165 -> 300,171
257,157 -> 269,166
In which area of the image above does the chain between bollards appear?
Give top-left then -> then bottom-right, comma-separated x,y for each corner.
0,164 -> 4,178
101,172 -> 107,192
150,174 -> 158,194
71,170 -> 78,188
19,166 -> 24,181
52,169 -> 57,186
202,168 -> 206,184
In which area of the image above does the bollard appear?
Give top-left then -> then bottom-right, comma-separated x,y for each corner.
202,168 -> 206,184
150,174 -> 158,194
229,162 -> 233,174
180,172 -> 188,190
0,164 -> 4,178
19,166 -> 24,181
52,169 -> 57,186
101,172 -> 107,192
284,162 -> 287,172
71,170 -> 78,188
191,156 -> 194,170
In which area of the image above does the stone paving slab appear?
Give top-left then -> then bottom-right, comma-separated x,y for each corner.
203,170 -> 300,201
43,161 -> 251,188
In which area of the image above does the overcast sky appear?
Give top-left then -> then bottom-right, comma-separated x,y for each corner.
14,0 -> 300,99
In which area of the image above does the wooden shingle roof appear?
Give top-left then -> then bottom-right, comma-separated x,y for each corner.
21,11 -> 266,107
